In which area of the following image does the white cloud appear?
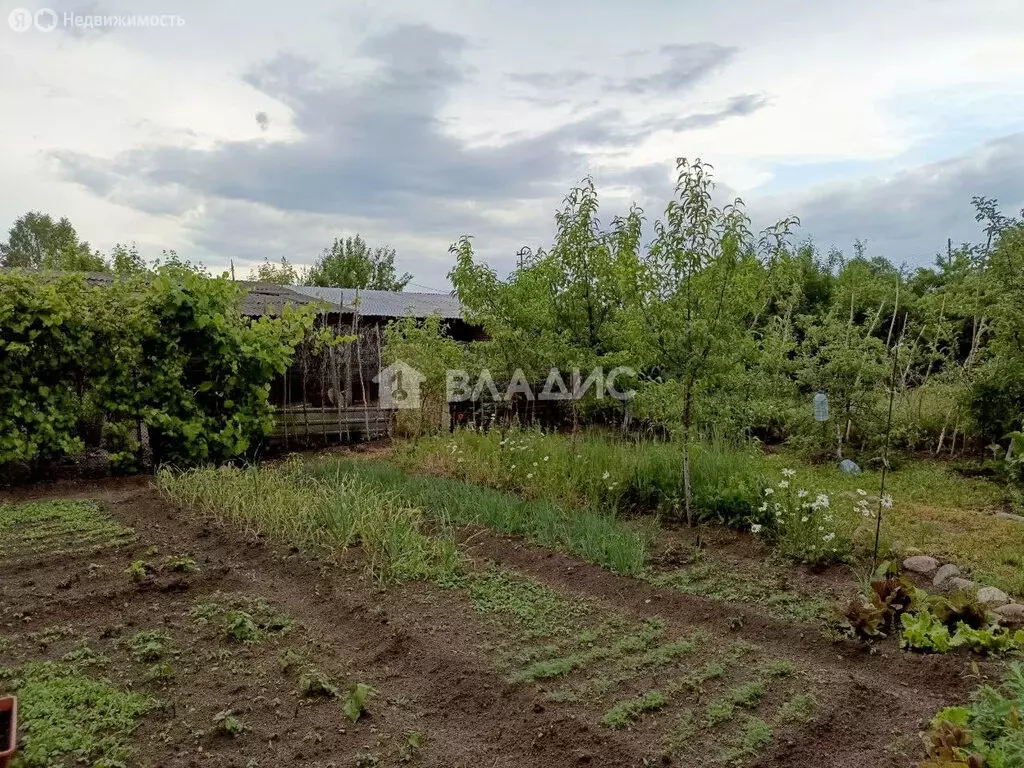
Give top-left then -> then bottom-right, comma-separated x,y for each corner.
1,0 -> 1023,287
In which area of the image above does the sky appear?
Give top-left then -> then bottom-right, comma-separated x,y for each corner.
2,0 -> 1023,291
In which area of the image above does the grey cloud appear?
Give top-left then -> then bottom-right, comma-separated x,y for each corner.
507,70 -> 594,89
49,23 -> 764,285
610,43 -> 736,95
757,132 -> 1024,264
661,93 -> 767,131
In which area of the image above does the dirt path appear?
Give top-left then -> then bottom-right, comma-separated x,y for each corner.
0,478 -> 988,767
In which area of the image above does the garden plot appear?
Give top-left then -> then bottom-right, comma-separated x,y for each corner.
0,476 -> 998,767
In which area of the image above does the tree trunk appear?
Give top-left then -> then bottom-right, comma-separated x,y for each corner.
681,377 -> 695,527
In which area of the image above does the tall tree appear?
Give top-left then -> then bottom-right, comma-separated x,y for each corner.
108,243 -> 149,276
307,235 -> 412,291
248,256 -> 299,285
0,212 -> 107,272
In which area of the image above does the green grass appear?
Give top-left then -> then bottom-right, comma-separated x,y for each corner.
601,690 -> 667,728
760,452 -> 1024,596
390,427 -> 764,526
158,460 -> 460,584
706,681 -> 767,726
777,692 -> 818,723
0,500 -> 135,560
645,554 -> 827,622
0,660 -> 154,766
717,716 -> 773,764
306,458 -> 651,575
465,568 -> 592,637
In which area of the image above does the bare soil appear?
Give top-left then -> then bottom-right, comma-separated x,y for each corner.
0,477 -> 993,768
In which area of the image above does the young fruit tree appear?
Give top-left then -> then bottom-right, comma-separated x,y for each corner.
640,158 -> 797,525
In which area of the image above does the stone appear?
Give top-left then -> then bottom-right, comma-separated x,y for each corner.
945,577 -> 976,593
994,603 -> 1024,625
839,459 -> 861,475
977,586 -> 1011,608
932,563 -> 961,587
902,555 -> 939,576
996,512 -> 1024,523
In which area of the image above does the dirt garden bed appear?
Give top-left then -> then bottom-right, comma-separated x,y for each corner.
0,477 -> 995,767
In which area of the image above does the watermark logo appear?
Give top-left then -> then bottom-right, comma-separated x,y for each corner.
374,361 -> 426,410
373,362 -> 637,411
8,8 -> 184,32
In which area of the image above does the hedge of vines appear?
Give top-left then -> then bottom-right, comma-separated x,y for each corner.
0,268 -> 314,470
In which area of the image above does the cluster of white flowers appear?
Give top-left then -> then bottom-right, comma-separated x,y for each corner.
751,467 -> 848,564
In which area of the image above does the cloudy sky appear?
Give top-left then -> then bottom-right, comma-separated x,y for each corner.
2,0 -> 1023,289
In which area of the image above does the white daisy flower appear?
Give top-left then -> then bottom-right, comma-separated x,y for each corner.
751,524 -> 763,534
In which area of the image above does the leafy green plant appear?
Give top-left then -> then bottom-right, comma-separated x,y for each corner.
277,647 -> 306,672
0,660 -> 154,766
163,555 -> 197,573
142,662 -> 175,683
901,610 -> 955,653
223,610 -> 264,644
127,630 -> 172,662
125,560 -> 153,582
297,667 -> 339,699
398,731 -> 424,763
343,682 -> 375,722
922,663 -> 1024,768
844,561 -> 920,639
213,710 -> 245,737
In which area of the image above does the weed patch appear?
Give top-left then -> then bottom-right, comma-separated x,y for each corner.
0,660 -> 154,766
0,500 -> 134,561
190,593 -> 294,644
601,690 -> 667,728
466,568 -> 591,637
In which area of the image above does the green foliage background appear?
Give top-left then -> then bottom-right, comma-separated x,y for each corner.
0,267 -> 314,469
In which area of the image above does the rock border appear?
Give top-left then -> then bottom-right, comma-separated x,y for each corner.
901,554 -> 1023,626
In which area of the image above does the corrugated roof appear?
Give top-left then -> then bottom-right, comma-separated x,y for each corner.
0,269 -> 342,318
237,283 -> 341,317
289,286 -> 463,319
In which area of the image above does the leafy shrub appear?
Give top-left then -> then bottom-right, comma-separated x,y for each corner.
0,268 -> 315,471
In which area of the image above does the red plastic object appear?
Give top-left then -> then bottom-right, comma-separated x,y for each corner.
0,695 -> 17,768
